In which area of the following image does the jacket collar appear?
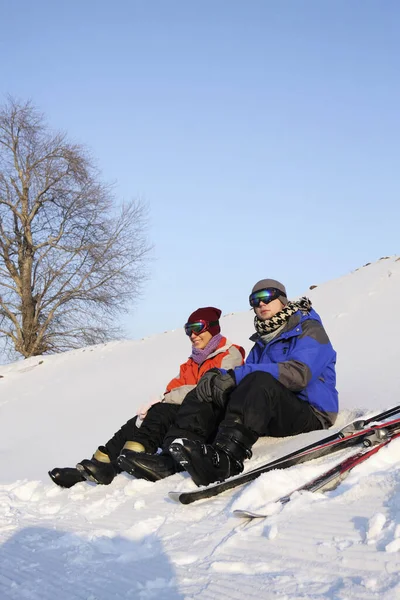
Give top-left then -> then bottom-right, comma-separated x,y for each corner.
250,311 -> 303,344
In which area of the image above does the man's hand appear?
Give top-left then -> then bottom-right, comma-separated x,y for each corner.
196,368 -> 236,408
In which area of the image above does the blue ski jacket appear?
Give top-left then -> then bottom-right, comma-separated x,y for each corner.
230,307 -> 338,426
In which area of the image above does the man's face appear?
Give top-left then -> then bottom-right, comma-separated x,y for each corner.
255,298 -> 284,321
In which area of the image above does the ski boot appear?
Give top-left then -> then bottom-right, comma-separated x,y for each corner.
76,446 -> 118,485
169,426 -> 255,487
48,467 -> 86,488
117,449 -> 181,482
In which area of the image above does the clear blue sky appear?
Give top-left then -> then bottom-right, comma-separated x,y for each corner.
1,1 -> 399,341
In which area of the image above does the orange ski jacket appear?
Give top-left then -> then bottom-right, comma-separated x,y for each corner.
163,337 -> 245,405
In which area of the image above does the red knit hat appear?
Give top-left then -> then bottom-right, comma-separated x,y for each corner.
187,307 -> 222,336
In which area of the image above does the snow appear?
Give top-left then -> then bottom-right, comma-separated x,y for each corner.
1,256 -> 400,599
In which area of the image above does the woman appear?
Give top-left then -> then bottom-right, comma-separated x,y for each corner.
49,306 -> 245,488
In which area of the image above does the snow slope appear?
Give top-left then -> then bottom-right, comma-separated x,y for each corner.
1,256 -> 400,599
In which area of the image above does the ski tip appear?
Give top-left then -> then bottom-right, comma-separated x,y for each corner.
168,491 -> 182,503
232,509 -> 266,519
168,490 -> 200,505
169,491 -> 197,505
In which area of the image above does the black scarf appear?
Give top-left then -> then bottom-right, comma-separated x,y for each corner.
254,297 -> 313,336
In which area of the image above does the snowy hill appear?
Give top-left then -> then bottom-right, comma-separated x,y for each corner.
1,256 -> 400,599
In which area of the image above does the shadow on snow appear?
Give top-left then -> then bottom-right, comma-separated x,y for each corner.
0,525 -> 184,600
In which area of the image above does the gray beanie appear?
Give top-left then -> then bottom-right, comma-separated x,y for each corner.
251,279 -> 288,305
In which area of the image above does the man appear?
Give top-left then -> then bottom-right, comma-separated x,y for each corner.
128,279 -> 338,487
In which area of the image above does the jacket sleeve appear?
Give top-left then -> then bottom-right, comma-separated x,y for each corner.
163,385 -> 196,405
233,320 -> 334,391
219,345 -> 245,370
163,360 -> 196,405
208,344 -> 245,377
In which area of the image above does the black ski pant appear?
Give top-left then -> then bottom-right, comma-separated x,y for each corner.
103,402 -> 180,460
163,371 -> 323,449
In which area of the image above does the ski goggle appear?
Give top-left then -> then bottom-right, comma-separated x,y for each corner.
184,320 -> 219,336
249,288 -> 286,308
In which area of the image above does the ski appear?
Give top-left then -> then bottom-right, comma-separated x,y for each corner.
169,405 -> 400,505
233,426 -> 400,519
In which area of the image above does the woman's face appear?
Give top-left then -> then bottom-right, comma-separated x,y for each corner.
190,330 -> 213,350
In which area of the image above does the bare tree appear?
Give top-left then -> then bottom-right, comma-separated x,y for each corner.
0,97 -> 152,360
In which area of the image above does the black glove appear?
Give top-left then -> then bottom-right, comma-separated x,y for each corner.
196,368 -> 236,408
